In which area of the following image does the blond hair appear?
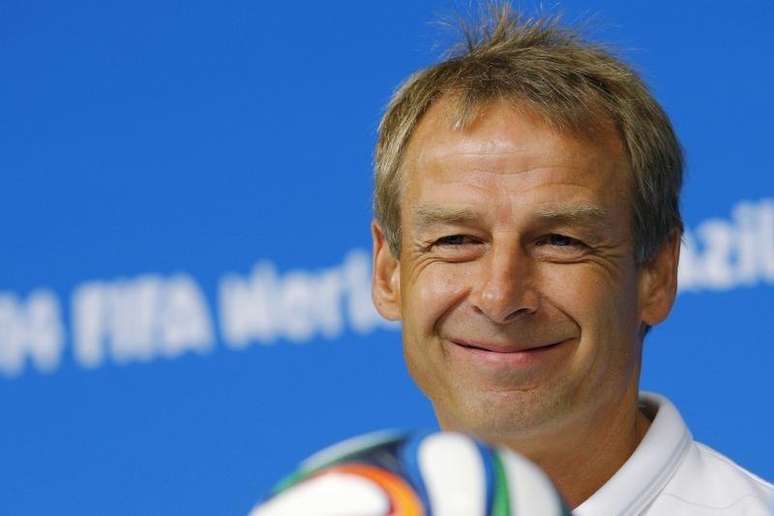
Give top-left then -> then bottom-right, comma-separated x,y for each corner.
374,5 -> 683,264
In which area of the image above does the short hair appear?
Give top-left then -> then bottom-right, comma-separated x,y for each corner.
374,5 -> 683,265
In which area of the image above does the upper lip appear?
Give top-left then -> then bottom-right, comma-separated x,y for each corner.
449,337 -> 566,353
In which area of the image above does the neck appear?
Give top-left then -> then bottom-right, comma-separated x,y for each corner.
498,389 -> 651,508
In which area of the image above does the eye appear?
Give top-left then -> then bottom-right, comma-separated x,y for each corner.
536,234 -> 584,247
533,233 -> 589,261
435,234 -> 476,246
428,234 -> 484,261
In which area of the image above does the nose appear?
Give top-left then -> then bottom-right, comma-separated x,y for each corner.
470,243 -> 540,324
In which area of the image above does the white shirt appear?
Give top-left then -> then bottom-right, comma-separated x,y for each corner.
575,392 -> 773,515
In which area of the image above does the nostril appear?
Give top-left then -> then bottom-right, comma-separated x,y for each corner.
504,306 -> 535,322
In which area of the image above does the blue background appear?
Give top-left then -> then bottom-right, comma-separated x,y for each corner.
1,1 -> 772,514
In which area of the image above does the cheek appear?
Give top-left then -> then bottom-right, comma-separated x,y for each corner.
539,263 -> 640,340
401,262 -> 472,335
538,265 -> 642,397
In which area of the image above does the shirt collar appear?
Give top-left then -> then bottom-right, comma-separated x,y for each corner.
573,392 -> 693,516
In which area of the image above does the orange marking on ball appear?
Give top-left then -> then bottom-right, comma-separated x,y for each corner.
322,464 -> 424,516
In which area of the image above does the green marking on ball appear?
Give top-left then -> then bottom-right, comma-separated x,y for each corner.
491,451 -> 511,516
271,469 -> 308,495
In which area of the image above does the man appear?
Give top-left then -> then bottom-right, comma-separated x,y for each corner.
369,6 -> 773,515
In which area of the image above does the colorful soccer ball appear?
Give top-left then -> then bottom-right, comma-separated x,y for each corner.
251,430 -> 571,516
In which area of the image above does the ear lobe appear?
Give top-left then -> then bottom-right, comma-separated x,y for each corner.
371,220 -> 402,321
639,230 -> 682,326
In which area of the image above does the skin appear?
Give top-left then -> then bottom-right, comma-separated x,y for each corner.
371,97 -> 680,508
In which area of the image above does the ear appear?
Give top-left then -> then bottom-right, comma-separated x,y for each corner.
371,220 -> 402,321
639,230 -> 681,327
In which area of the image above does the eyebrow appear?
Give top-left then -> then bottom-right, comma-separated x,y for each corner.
411,203 -> 610,232
532,204 -> 610,230
411,206 -> 480,231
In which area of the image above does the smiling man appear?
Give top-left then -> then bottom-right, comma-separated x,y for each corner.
370,6 -> 773,515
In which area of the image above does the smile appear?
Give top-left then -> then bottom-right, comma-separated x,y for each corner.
447,338 -> 573,368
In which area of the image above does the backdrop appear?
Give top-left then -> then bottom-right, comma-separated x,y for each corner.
1,1 -> 772,514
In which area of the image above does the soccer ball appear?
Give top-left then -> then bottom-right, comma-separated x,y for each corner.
251,430 -> 571,516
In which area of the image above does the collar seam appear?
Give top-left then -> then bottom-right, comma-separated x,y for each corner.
621,427 -> 692,515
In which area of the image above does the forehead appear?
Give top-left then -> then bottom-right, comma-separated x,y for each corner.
401,97 -> 630,211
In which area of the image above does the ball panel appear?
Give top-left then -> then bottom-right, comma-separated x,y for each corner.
271,430 -> 408,497
300,429 -> 407,473
497,449 -> 572,515
399,431 -> 435,510
418,433 -> 488,516
328,464 -> 423,516
250,472 -> 390,516
472,440 -> 497,515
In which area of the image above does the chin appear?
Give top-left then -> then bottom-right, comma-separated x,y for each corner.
438,385 -> 576,443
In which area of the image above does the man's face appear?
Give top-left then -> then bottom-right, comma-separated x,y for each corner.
372,99 -> 677,444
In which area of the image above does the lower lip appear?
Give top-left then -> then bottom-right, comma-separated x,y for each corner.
447,340 -> 572,368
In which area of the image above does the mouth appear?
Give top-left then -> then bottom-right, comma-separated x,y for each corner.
446,338 -> 573,368
450,338 -> 565,354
